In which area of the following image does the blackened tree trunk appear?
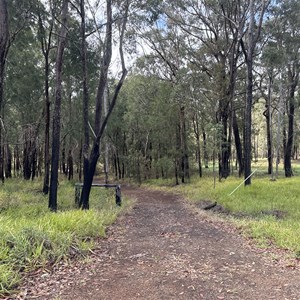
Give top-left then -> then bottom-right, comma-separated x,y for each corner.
23,125 -> 36,180
284,70 -> 299,177
217,58 -> 231,179
61,140 -> 67,175
37,9 -> 54,194
80,0 -> 90,193
79,0 -> 129,209
265,75 -> 273,175
49,0 -> 68,212
67,149 -> 73,180
0,0 -> 8,183
244,46 -> 253,185
43,62 -> 51,192
202,129 -> 209,168
193,113 -> 202,177
232,109 -> 244,176
180,106 -> 189,183
4,143 -> 11,178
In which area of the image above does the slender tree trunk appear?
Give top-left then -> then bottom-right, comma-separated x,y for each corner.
265,75 -> 273,176
284,78 -> 298,177
38,12 -> 53,194
180,106 -> 189,183
232,110 -> 243,176
202,128 -> 209,168
49,0 -> 68,211
67,149 -> 73,180
43,64 -> 50,193
275,79 -> 284,178
0,0 -> 9,183
80,0 -> 91,195
242,0 -> 270,185
80,0 -> 128,209
243,0 -> 254,186
193,114 -> 202,177
4,143 -> 11,178
62,140 -> 67,175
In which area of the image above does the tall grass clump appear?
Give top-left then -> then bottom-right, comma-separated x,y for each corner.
0,178 -> 128,296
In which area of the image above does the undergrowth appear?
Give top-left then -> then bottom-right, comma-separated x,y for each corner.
0,178 -> 128,296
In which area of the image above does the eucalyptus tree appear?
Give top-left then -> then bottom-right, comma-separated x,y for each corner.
3,0 -> 45,181
271,0 -> 300,177
0,0 -> 8,182
79,0 -> 129,209
162,0 -> 252,179
107,73 -> 178,183
35,1 -> 55,193
134,17 -> 195,183
241,0 -> 270,185
49,0 -> 69,212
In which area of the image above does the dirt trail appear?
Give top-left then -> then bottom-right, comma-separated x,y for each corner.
15,187 -> 300,299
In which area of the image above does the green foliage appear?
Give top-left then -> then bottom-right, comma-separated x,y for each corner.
0,179 -> 128,296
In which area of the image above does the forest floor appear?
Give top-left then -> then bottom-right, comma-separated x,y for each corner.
10,185 -> 300,300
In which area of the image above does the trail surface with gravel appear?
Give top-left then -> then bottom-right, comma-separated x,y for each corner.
13,186 -> 300,299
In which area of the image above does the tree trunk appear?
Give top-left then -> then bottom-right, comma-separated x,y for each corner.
232,109 -> 244,176
67,149 -> 73,180
0,0 -> 9,183
49,0 -> 68,211
202,128 -> 209,168
38,11 -> 53,194
276,78 -> 284,178
284,77 -> 298,177
265,75 -> 273,175
4,143 -> 11,178
43,65 -> 50,193
79,0 -> 128,209
193,114 -> 202,177
80,0 -> 91,195
243,0 -> 254,186
180,106 -> 189,183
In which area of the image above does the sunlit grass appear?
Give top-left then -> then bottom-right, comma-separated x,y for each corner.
0,178 -> 130,296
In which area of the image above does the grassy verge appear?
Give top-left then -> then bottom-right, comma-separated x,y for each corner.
0,178 -> 130,296
146,171 -> 300,258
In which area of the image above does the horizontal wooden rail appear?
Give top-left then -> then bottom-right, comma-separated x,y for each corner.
75,183 -> 121,207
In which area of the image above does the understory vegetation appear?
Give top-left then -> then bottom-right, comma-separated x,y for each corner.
0,179 -> 127,296
147,161 -> 300,259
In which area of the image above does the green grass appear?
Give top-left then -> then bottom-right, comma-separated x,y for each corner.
145,163 -> 300,257
0,178 -> 130,296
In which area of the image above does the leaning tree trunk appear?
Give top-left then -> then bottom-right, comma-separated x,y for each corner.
79,0 -> 129,209
49,0 -> 68,211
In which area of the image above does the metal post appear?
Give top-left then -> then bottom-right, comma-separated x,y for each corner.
115,185 -> 121,206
